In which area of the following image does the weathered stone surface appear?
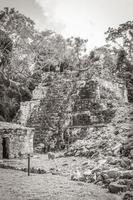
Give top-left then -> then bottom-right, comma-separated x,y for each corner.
118,179 -> 133,190
14,100 -> 41,126
102,170 -> 121,179
108,158 -> 120,165
130,149 -> 133,158
0,122 -> 34,159
83,169 -> 92,176
120,158 -> 132,169
109,182 -> 127,193
71,169 -> 84,181
123,192 -> 133,200
32,85 -> 47,100
127,132 -> 133,138
120,171 -> 133,179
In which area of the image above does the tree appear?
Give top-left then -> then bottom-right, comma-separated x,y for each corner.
66,37 -> 88,70
0,7 -> 36,82
0,27 -> 33,121
34,34 -> 90,74
105,21 -> 133,101
105,21 -> 133,59
0,7 -> 35,39
0,29 -> 12,72
34,33 -> 67,72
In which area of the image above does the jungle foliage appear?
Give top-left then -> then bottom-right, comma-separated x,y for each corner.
0,7 -> 133,121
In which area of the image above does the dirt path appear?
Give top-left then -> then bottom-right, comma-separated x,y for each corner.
0,168 -> 121,200
0,154 -> 90,176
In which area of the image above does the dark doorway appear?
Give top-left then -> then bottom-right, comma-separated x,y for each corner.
2,138 -> 9,159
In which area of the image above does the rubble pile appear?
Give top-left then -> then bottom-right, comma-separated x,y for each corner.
121,130 -> 133,159
65,104 -> 133,194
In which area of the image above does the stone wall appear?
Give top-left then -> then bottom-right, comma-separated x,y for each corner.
97,78 -> 128,103
0,122 -> 34,159
16,100 -> 41,126
25,75 -> 77,148
27,98 -> 66,147
14,82 -> 48,126
70,79 -> 120,127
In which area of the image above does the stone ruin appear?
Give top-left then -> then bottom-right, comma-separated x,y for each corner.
0,122 -> 34,159
13,72 -> 128,152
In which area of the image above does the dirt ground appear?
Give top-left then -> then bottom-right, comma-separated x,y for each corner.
0,153 -> 92,176
0,168 -> 122,200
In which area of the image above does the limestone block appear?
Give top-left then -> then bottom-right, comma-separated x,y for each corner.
123,192 -> 133,200
109,182 -> 127,193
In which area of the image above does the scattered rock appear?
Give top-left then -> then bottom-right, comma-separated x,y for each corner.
108,158 -> 120,165
123,192 -> 133,200
82,161 -> 88,166
120,158 -> 131,169
71,170 -> 84,182
73,159 -> 76,161
109,182 -> 127,193
130,149 -> 133,158
83,169 -> 92,176
51,171 -> 61,175
120,171 -> 133,179
127,132 -> 133,138
118,179 -> 133,190
62,163 -> 68,166
102,170 -> 121,179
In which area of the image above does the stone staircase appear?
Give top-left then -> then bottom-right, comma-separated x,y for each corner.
13,83 -> 48,126
26,74 -> 76,147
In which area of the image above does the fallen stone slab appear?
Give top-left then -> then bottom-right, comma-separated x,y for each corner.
109,182 -> 127,193
120,171 -> 133,179
101,170 -> 121,179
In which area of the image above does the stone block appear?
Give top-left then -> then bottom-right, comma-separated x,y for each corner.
109,182 -> 127,193
123,192 -> 133,200
120,171 -> 133,179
